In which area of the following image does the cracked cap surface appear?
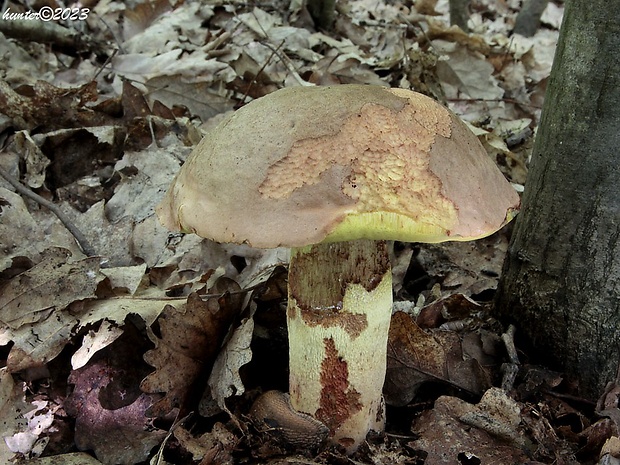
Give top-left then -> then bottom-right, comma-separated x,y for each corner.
157,85 -> 520,248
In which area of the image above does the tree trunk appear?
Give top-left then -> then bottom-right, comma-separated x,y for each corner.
306,0 -> 336,30
449,0 -> 470,32
495,0 -> 620,400
513,0 -> 549,37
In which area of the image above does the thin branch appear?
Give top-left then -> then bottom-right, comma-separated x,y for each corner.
447,97 -> 543,110
0,18 -> 109,57
238,39 -> 286,106
0,164 -> 96,257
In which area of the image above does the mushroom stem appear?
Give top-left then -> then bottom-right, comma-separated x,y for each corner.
286,239 -> 392,452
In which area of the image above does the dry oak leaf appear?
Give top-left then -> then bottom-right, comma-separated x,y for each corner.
384,311 -> 491,407
0,186 -> 45,272
11,130 -> 49,189
0,248 -> 104,372
0,248 -> 103,329
202,311 -> 255,415
5,307 -> 79,373
0,79 -> 112,132
141,277 -> 242,418
71,320 -> 124,370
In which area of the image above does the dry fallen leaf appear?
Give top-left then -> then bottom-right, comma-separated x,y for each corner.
141,277 -> 242,418
0,368 -> 35,462
100,263 -> 147,295
0,33 -> 48,85
0,187 -> 45,273
0,248 -> 102,329
3,398 -> 55,458
106,146 -> 185,224
66,324 -> 164,465
26,452 -> 105,465
203,311 -> 255,415
10,131 -> 49,189
384,311 -> 492,406
410,388 -> 532,463
174,422 -> 237,464
77,289 -> 168,329
0,80 -> 111,132
71,320 -> 124,370
412,230 -> 511,297
5,307 -> 79,373
0,247 -> 108,372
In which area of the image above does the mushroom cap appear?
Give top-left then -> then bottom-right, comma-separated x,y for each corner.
157,85 -> 520,248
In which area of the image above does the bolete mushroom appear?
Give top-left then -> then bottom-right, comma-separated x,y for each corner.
157,85 -> 520,452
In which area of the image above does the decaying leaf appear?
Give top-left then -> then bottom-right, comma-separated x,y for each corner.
106,147 -> 184,224
3,398 -> 55,458
410,388 -> 532,463
0,187 -> 45,273
10,131 -> 49,189
384,311 -> 493,406
99,263 -> 147,295
0,80 -> 111,132
26,452 -> 104,465
0,248 -> 107,372
174,422 -> 237,464
0,368 -> 35,462
600,436 -> 620,464
0,248 -> 102,329
415,292 -> 482,329
77,292 -> 168,329
141,277 -> 242,418
66,324 -> 163,465
6,308 -> 79,373
32,126 -> 123,192
123,0 -> 174,42
412,230 -> 511,296
71,320 -> 124,370
203,311 -> 255,415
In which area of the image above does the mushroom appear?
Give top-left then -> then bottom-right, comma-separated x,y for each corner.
157,85 -> 520,452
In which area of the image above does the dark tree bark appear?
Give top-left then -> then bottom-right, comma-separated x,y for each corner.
306,0 -> 336,30
514,0 -> 549,37
449,0 -> 470,32
495,0 -> 620,400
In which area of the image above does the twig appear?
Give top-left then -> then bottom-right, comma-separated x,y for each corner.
501,324 -> 520,391
91,48 -> 118,82
0,164 -> 96,257
502,324 -> 520,364
261,41 -> 309,88
199,280 -> 269,301
0,18 -> 109,57
238,39 -> 285,106
151,412 -> 193,465
96,278 -> 271,302
447,97 -> 542,110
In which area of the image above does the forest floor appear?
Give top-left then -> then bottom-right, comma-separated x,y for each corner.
2,0 -> 617,464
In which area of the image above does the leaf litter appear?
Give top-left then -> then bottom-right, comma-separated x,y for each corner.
1,0 -> 613,464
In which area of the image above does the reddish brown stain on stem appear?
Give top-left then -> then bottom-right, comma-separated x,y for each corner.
299,310 -> 368,340
316,337 -> 362,436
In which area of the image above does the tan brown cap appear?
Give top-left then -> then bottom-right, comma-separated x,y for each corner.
157,85 -> 520,248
